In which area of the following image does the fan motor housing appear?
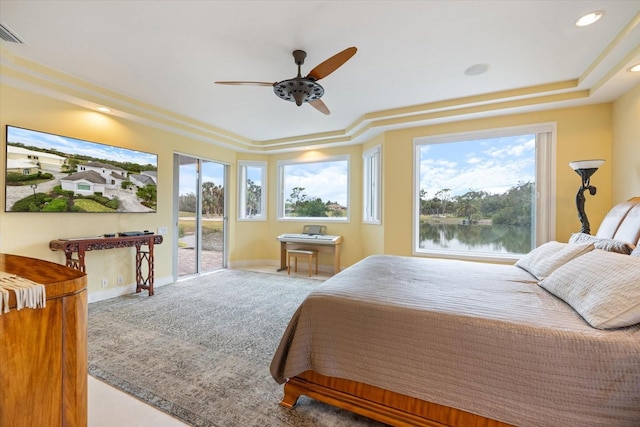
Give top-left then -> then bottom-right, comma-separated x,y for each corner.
274,78 -> 324,106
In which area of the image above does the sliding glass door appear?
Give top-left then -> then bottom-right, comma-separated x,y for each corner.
174,154 -> 228,278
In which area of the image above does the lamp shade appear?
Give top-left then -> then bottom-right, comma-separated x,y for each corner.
569,159 -> 605,170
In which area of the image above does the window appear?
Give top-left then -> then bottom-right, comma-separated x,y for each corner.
414,124 -> 555,260
77,183 -> 90,191
363,145 -> 381,224
277,156 -> 349,221
238,161 -> 266,220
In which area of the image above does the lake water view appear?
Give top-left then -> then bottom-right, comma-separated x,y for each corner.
419,222 -> 532,254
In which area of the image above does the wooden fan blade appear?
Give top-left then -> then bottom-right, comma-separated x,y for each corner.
309,99 -> 330,115
214,81 -> 274,87
307,47 -> 357,81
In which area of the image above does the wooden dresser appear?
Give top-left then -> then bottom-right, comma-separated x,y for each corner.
0,253 -> 87,427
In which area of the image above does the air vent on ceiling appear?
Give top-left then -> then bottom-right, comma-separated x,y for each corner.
0,23 -> 25,44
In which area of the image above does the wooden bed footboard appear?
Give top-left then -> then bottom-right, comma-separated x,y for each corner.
280,371 -> 514,427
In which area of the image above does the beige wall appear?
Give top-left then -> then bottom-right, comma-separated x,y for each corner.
360,133 -> 385,257
2,81 -> 636,297
379,103 -> 614,256
0,84 -> 238,294
262,145 -> 365,270
612,82 -> 640,203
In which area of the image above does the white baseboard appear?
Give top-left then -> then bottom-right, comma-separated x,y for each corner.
228,259 -> 279,269
88,275 -> 174,303
228,259 -> 336,274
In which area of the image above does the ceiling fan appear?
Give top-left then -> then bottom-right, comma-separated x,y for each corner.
215,47 -> 357,115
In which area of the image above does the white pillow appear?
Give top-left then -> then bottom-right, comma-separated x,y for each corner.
569,232 -> 635,255
631,246 -> 640,257
515,241 -> 594,280
539,250 -> 640,329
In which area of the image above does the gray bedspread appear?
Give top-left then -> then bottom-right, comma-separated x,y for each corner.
270,255 -> 640,426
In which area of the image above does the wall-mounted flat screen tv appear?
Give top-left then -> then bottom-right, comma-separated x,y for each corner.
5,125 -> 158,213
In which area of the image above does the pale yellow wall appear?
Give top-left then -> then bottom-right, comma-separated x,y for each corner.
264,145 -> 364,270
612,82 -> 640,203
0,84 -> 238,293
2,82 -> 633,291
232,153 -> 272,263
360,133 -> 385,257
380,103 -> 614,256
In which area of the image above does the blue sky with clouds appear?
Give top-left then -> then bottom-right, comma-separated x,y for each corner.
7,126 -> 157,166
419,134 -> 535,198
283,160 -> 348,206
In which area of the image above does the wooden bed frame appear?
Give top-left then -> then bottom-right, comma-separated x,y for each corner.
277,198 -> 640,427
281,371 -> 513,427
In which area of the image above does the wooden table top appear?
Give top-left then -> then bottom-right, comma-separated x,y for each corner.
0,253 -> 86,309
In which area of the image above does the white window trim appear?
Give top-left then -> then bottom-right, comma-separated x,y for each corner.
277,155 -> 350,222
412,122 -> 556,263
237,160 -> 267,221
363,145 -> 382,224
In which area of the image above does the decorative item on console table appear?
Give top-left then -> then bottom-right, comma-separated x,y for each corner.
49,233 -> 163,295
0,253 -> 87,427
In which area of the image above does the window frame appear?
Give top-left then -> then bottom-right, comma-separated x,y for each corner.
363,145 -> 382,224
412,123 -> 556,262
277,155 -> 350,222
237,160 -> 267,221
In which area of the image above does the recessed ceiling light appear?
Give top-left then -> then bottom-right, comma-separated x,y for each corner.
96,106 -> 112,113
627,63 -> 640,73
464,63 -> 489,76
575,11 -> 604,27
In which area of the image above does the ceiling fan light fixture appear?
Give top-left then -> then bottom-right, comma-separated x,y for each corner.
274,79 -> 324,106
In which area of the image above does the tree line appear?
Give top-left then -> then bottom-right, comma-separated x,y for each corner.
8,142 -> 157,173
178,182 -> 225,216
420,181 -> 534,226
286,187 -> 345,217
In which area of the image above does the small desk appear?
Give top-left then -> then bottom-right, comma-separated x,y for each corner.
50,234 -> 163,295
276,234 -> 343,274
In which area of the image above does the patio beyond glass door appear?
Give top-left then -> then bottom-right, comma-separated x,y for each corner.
175,154 -> 227,278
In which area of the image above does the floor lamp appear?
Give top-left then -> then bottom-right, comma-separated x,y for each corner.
569,159 -> 604,235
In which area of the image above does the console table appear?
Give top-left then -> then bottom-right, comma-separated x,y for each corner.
49,234 -> 163,296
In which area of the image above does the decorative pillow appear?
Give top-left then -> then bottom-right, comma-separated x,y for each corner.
539,250 -> 640,329
569,232 -> 635,255
631,246 -> 640,257
515,241 -> 594,280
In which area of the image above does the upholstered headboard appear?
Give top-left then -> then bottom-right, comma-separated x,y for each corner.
595,197 -> 640,246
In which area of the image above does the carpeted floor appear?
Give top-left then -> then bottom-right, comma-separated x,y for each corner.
88,269 -> 385,427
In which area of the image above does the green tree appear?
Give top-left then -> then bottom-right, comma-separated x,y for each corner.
287,187 -> 328,217
434,188 -> 451,216
136,184 -> 157,207
455,191 -> 482,224
179,193 -> 197,213
492,181 -> 534,226
245,179 -> 261,216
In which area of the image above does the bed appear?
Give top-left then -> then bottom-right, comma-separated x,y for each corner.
270,198 -> 640,427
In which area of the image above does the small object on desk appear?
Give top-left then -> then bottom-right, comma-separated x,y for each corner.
118,231 -> 144,236
103,233 -> 115,238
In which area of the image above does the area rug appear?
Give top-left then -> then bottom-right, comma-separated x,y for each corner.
88,269 -> 383,427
